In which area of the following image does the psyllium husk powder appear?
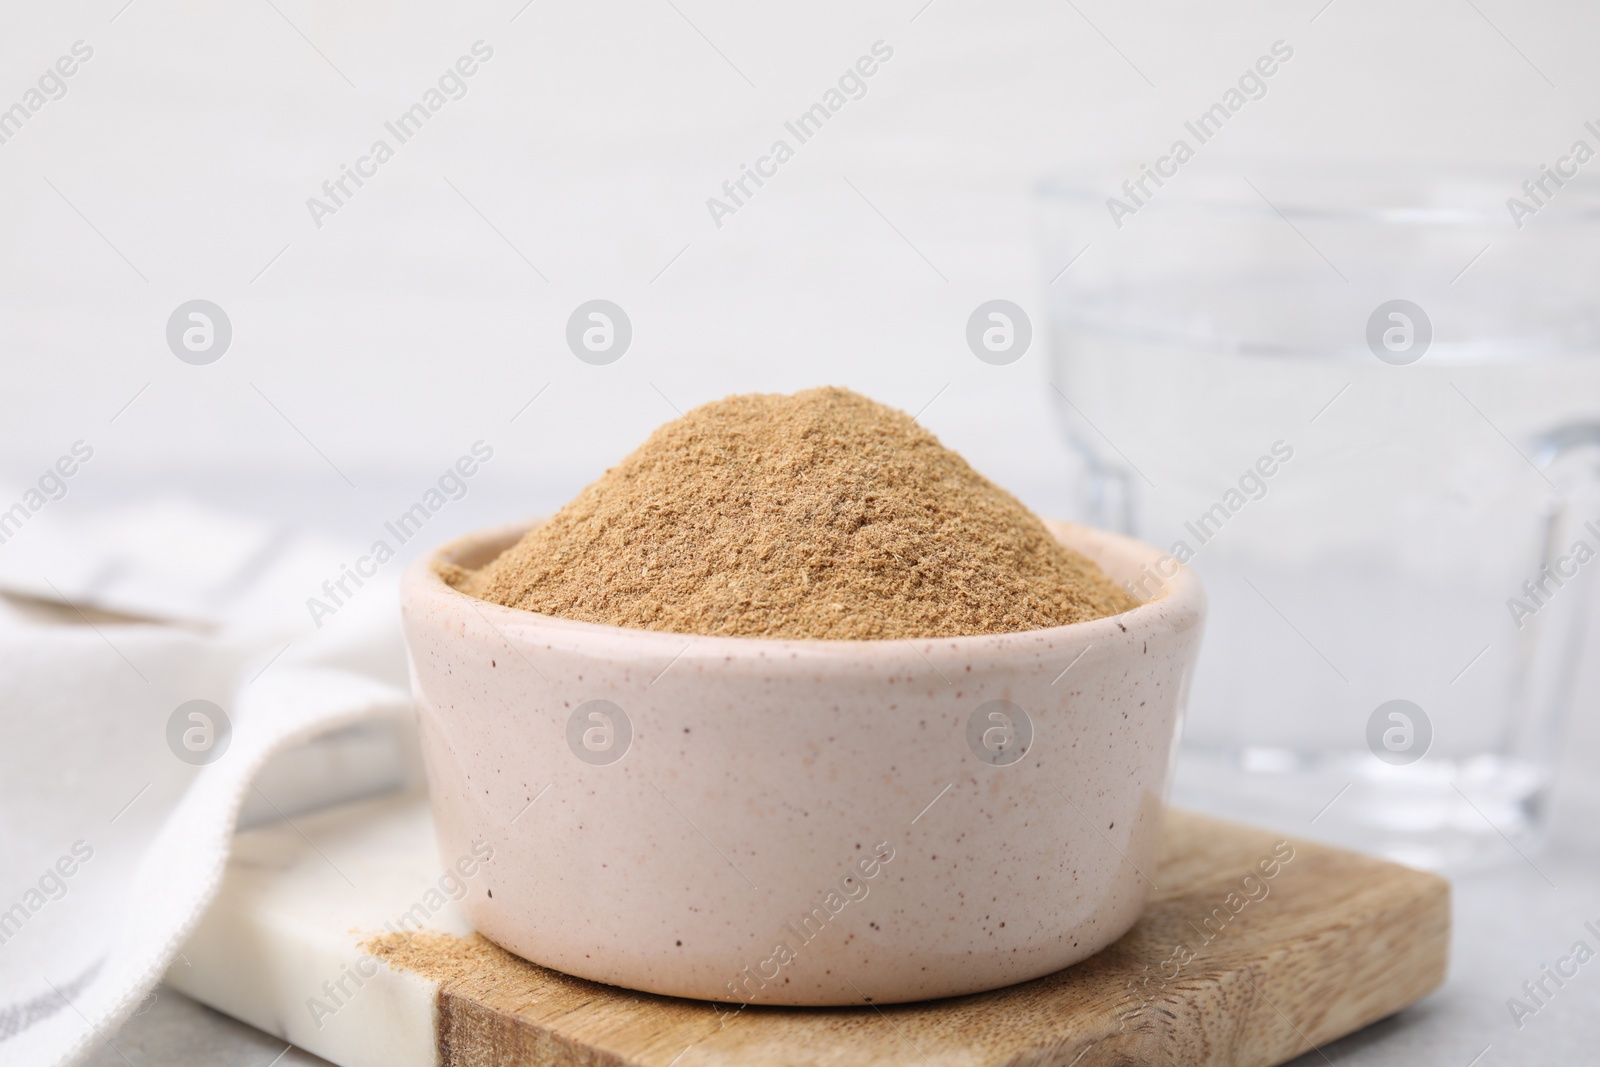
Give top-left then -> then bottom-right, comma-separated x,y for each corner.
440,386 -> 1137,639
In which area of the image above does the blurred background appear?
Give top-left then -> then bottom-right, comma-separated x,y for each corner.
5,1 -> 1600,1064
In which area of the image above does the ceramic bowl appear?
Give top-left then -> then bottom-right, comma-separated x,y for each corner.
400,519 -> 1204,1005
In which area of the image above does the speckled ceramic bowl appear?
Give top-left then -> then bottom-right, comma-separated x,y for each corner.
400,518 -> 1204,1006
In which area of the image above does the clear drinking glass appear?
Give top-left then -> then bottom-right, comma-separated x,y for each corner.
1039,165 -> 1600,869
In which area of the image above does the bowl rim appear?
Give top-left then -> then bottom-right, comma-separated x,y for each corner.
403,517 -> 1203,659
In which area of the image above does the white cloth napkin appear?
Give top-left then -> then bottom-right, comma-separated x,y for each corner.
0,498 -> 417,1067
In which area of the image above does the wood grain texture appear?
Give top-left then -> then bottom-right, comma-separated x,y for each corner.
401,810 -> 1449,1067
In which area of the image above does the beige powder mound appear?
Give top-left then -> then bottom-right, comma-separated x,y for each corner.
443,387 -> 1138,640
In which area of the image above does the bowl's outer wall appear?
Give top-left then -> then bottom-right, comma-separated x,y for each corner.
400,521 -> 1205,1005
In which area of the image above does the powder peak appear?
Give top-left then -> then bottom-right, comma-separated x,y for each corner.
445,387 -> 1137,639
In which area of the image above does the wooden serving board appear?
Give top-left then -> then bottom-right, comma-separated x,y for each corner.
169,791 -> 1449,1067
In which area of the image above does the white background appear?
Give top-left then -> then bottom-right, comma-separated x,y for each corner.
5,0 -> 1597,517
